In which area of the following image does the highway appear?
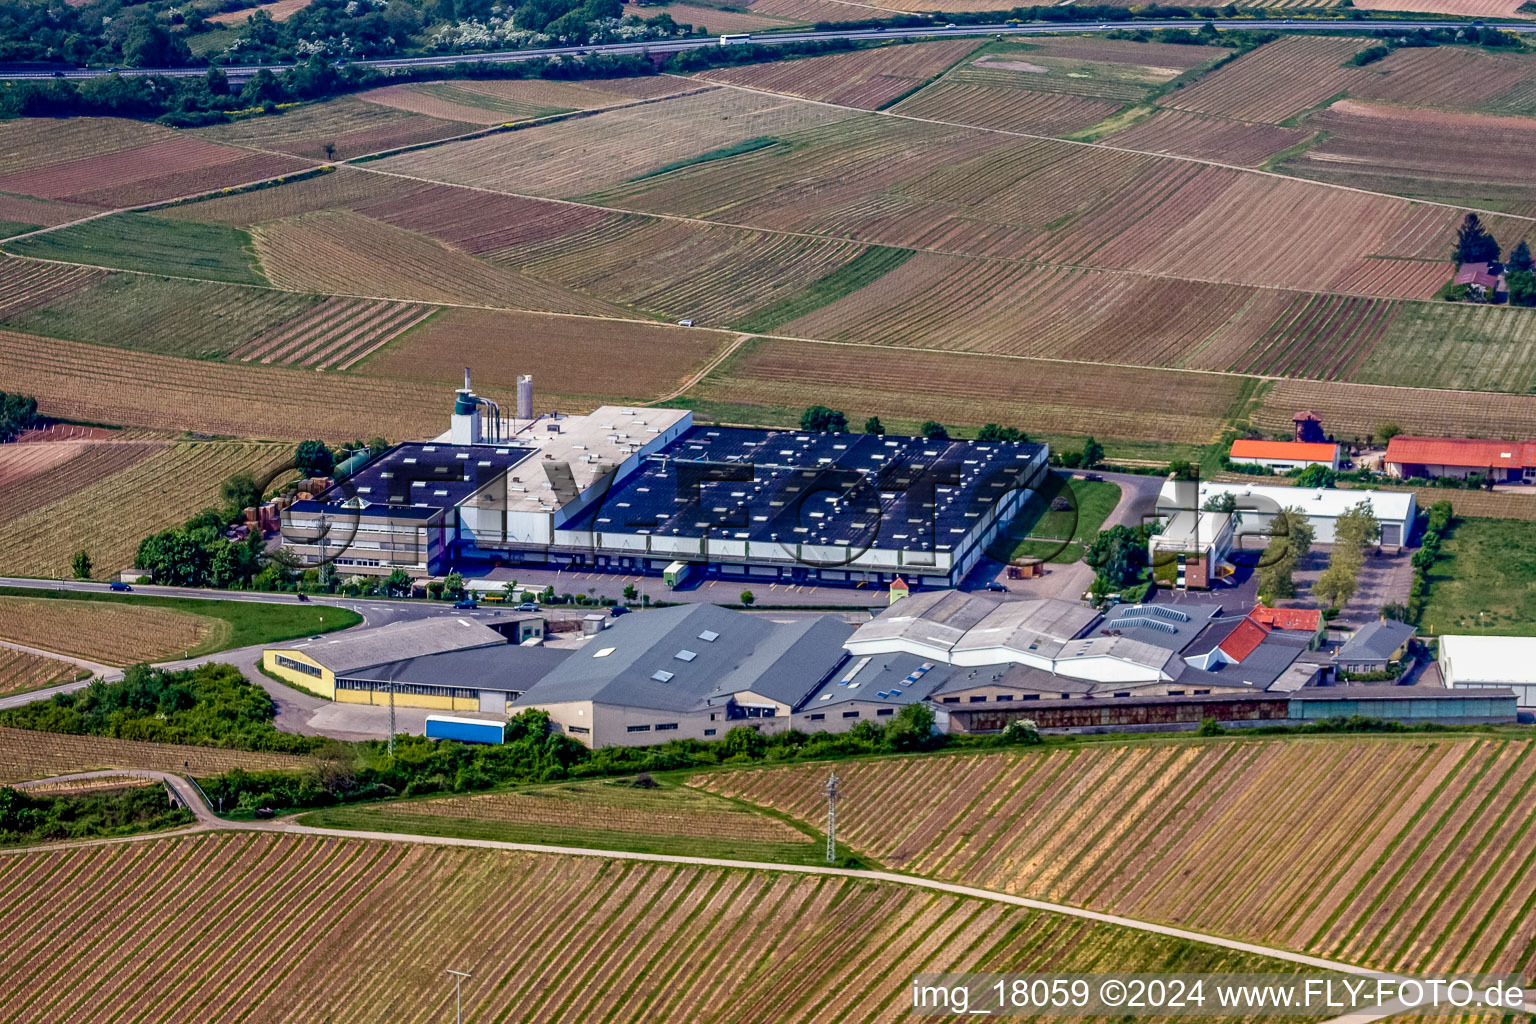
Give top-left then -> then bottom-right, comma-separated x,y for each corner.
3,18 -> 1533,82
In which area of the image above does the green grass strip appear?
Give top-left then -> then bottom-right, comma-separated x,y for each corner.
627,136 -> 783,183
5,213 -> 267,286
734,245 -> 915,333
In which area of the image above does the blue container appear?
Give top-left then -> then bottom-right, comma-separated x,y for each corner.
424,716 -> 505,744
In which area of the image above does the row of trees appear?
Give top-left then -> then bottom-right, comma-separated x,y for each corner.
1255,507 -> 1314,601
198,702 -> 1041,813
1312,501 -> 1381,608
1405,500 -> 1454,623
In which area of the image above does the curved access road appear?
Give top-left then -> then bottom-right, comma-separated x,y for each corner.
4,18 -> 1534,83
12,769 -> 222,825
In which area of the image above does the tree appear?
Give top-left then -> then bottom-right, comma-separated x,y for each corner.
294,440 -> 335,476
1293,464 -> 1337,489
1202,491 -> 1242,525
122,20 -> 190,67
383,569 -> 412,597
204,65 -> 229,96
919,420 -> 949,441
883,702 -> 937,752
1000,718 -> 1041,745
863,415 -> 884,435
1377,422 -> 1402,444
1312,563 -> 1358,608
977,424 -> 1027,442
239,68 -> 288,107
71,549 -> 92,580
0,391 -> 38,439
1453,212 -> 1500,264
721,725 -> 766,759
220,471 -> 263,514
739,589 -> 755,607
622,583 -> 638,602
1080,436 -> 1104,468
501,581 -> 519,600
1084,524 -> 1148,589
1507,271 -> 1536,308
442,571 -> 465,599
799,406 -> 847,433
1255,507 -> 1313,601
1509,239 -> 1534,274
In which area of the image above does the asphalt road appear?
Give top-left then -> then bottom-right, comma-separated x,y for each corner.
3,18 -> 1529,82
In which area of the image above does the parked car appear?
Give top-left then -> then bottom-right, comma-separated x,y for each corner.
453,598 -> 478,609
611,605 -> 631,617
983,582 -> 1008,593
515,602 -> 540,612
677,318 -> 695,327
109,581 -> 132,592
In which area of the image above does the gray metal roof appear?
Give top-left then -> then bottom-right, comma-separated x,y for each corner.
511,604 -> 852,714
1333,619 -> 1417,664
1188,632 -> 1311,689
279,617 -> 507,675
351,644 -> 573,693
1099,601 -> 1228,651
810,654 -> 1012,709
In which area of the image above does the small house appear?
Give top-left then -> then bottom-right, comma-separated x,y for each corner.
1331,619 -> 1416,675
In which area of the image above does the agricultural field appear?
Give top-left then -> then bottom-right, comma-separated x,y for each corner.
696,39 -> 981,109
890,83 -> 1121,135
205,0 -> 312,23
1159,35 -> 1374,125
192,97 -> 476,161
1419,518 -> 1536,634
0,257 -> 105,319
0,596 -> 214,666
0,117 -> 306,209
496,214 -> 877,325
248,210 -> 627,314
1348,44 -> 1536,114
684,337 -> 1252,444
357,76 -> 692,125
4,214 -> 267,285
374,86 -> 857,198
1102,110 -> 1308,166
0,649 -> 87,699
1283,100 -> 1536,214
358,306 -> 737,403
0,194 -> 100,234
0,441 -> 289,581
309,778 -> 820,860
1352,0 -> 1535,17
1255,377 -> 1536,442
0,330 -> 454,439
232,296 -> 436,369
1,273 -> 322,360
0,441 -> 164,527
0,831 -> 1318,1024
0,727 -> 312,783
696,735 -> 1536,975
635,2 -> 803,32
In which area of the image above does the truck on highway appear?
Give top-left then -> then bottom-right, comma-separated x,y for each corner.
719,33 -> 751,45
663,560 -> 696,588
424,716 -> 505,744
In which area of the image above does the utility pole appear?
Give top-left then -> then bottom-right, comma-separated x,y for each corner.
446,968 -> 471,1024
388,678 -> 397,758
824,771 -> 840,864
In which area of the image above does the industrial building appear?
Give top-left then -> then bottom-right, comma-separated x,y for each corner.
1438,635 -> 1536,707
264,617 -> 521,711
1155,479 -> 1417,548
282,377 -> 1048,588
509,603 -> 855,747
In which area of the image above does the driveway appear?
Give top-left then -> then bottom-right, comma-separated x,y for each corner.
1293,547 -> 1413,627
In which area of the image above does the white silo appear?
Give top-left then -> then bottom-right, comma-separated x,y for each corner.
517,375 -> 534,421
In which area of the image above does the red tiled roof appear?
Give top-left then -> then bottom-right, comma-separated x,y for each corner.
1230,439 -> 1337,462
1453,262 -> 1501,289
1249,605 -> 1321,632
1384,435 -> 1536,471
1217,617 -> 1269,663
